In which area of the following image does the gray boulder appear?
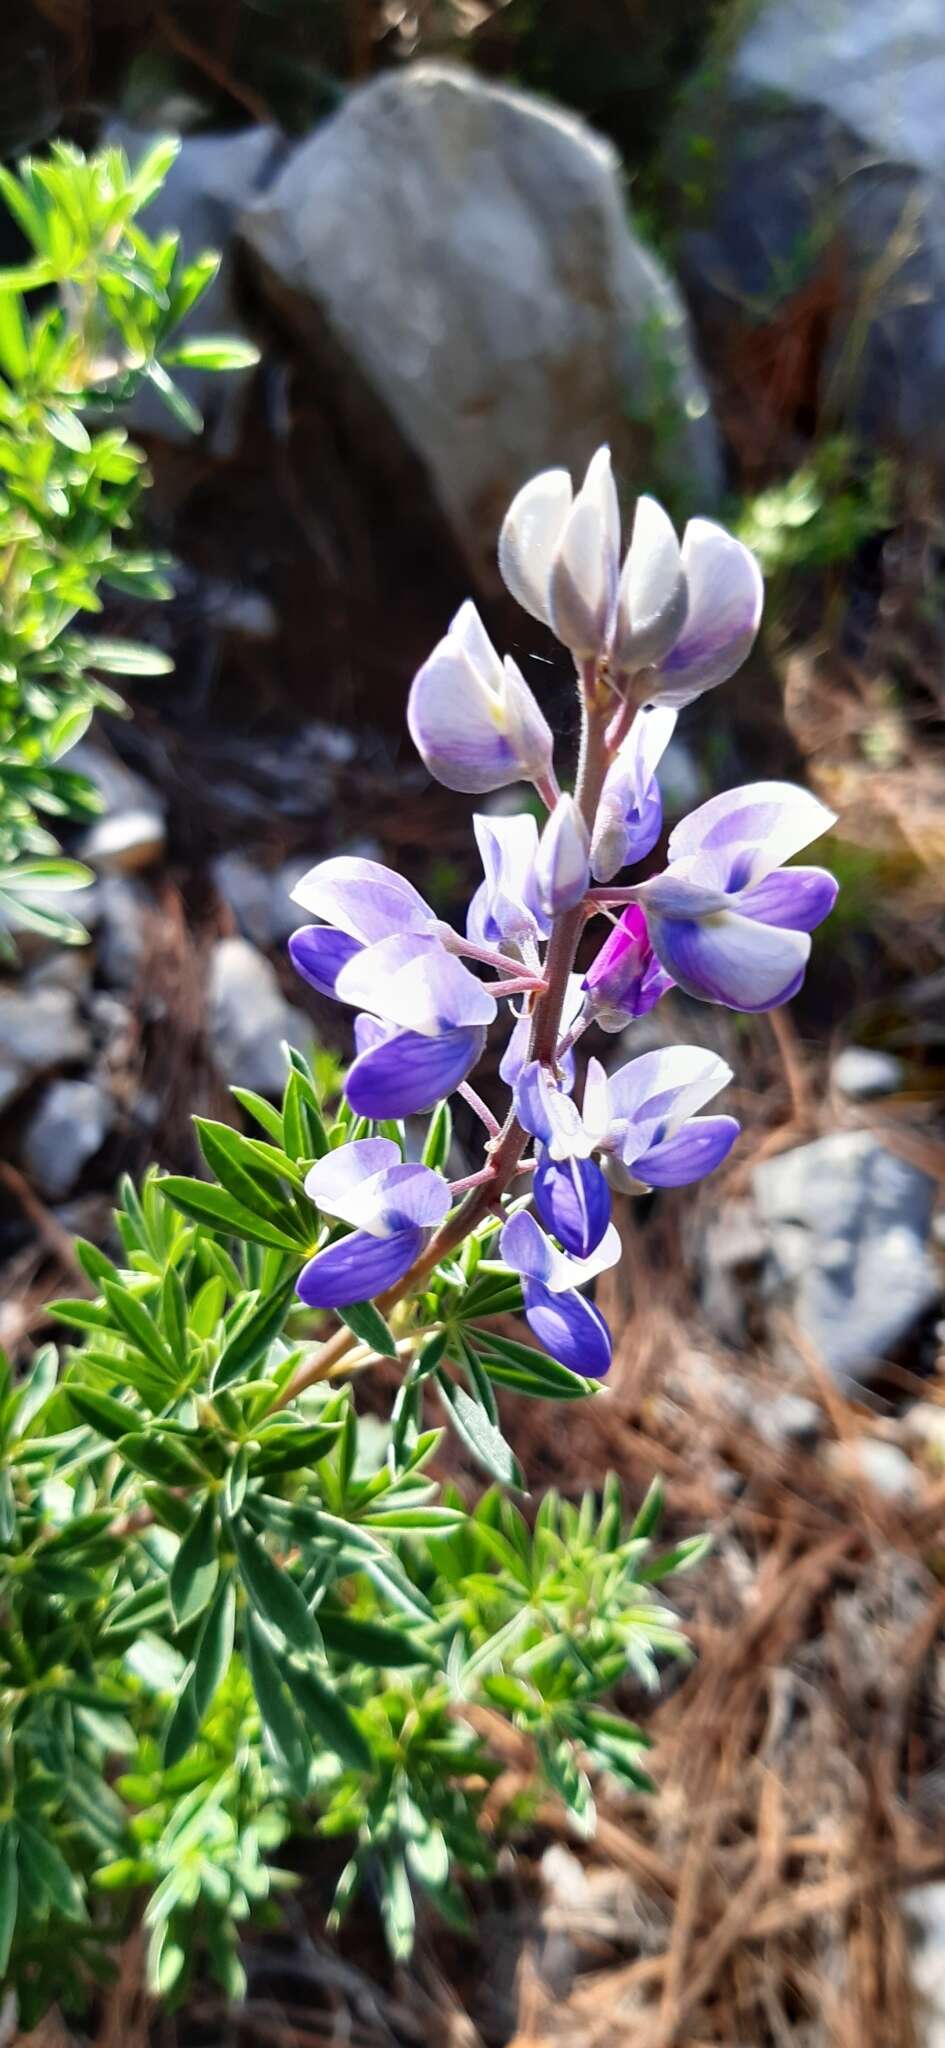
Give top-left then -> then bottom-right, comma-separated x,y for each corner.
677,0 -> 945,483
753,1130 -> 941,1386
22,1079 -> 113,1199
208,937 -> 313,1099
0,985 -> 90,1113
831,1045 -> 905,1101
242,64 -> 719,584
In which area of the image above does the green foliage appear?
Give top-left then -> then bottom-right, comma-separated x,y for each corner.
0,1051 -> 702,2013
736,436 -> 894,588
0,137 -> 256,954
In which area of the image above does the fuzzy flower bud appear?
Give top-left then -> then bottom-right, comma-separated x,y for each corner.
534,795 -> 590,917
407,600 -> 553,795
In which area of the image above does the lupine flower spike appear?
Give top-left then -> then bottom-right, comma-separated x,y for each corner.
287,446 -> 836,1380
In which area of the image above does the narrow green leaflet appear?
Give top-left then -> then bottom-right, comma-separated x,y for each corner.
169,1496 -> 219,1627
229,1518 -> 319,1652
435,1373 -> 524,1491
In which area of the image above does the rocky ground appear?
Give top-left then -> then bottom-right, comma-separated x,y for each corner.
4,5 -> 945,2042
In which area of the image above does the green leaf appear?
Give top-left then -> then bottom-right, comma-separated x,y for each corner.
435,1374 -> 524,1490
162,335 -> 259,371
249,1421 -> 340,1475
160,1175 -> 306,1252
0,1822 -> 17,1976
288,1658 -> 372,1773
66,1384 -> 140,1442
243,1613 -> 310,1787
102,1280 -> 177,1380
474,1333 -> 594,1401
379,1853 -> 415,1960
45,403 -> 90,452
639,1533 -> 712,1583
231,1087 -> 284,1144
229,1518 -> 319,1651
194,1118 -> 303,1229
422,1099 -> 452,1172
145,358 -> 203,434
169,1495 -> 219,1627
81,636 -> 174,676
338,1299 -> 399,1361
628,1477 -> 664,1544
193,1572 -> 236,1718
17,1820 -> 85,1920
117,1431 -> 204,1487
0,856 -> 94,892
318,1609 -> 435,1669
212,1278 -> 296,1389
0,288 -> 28,379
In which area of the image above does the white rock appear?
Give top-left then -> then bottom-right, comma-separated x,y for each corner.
826,1438 -> 920,1507
95,876 -> 151,989
754,1132 -> 940,1387
832,1046 -> 905,1100
81,808 -> 166,874
208,936 -> 314,1098
22,1079 -> 113,1199
905,1882 -> 945,2047
242,64 -> 719,584
213,852 -> 277,950
903,1404 -> 945,1464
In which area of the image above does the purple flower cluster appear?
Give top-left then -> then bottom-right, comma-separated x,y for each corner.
288,448 -> 837,1382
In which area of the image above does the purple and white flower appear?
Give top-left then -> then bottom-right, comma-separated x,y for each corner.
407,600 -> 554,794
498,446 -> 763,701
298,1139 -> 451,1308
638,782 -> 838,1011
500,1208 -> 619,1378
287,857 -> 497,1117
516,1042 -> 738,1249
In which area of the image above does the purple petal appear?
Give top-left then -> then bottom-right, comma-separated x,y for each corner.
371,1162 -> 452,1232
354,1013 -> 392,1055
288,924 -> 363,999
498,467 -> 572,627
346,1025 -> 486,1118
667,781 -> 836,892
501,1208 -> 621,1291
583,905 -> 673,1029
336,933 -> 497,1033
290,857 -> 435,944
614,496 -> 688,672
522,1279 -> 612,1379
604,1044 -> 733,1152
304,1138 -> 400,1222
736,865 -> 838,932
534,1151 -> 612,1257
408,603 -> 553,795
296,1227 -> 423,1309
628,1114 -> 740,1188
654,520 -> 763,706
646,908 -> 811,1012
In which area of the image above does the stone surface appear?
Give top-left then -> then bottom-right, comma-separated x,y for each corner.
832,1045 -> 905,1100
677,0 -> 945,486
213,852 -> 277,950
22,1079 -> 113,1199
906,1882 -> 945,2048
208,936 -> 313,1098
753,1131 -> 941,1386
699,1198 -> 768,1347
242,64 -> 719,584
106,123 -> 283,450
902,1403 -> 945,1465
826,1438 -> 921,1507
81,807 -> 166,874
94,876 -> 151,989
756,1392 -> 823,1452
0,986 -> 90,1111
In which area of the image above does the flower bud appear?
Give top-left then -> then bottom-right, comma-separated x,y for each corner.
534,795 -> 590,917
582,905 -> 673,1030
407,600 -> 553,794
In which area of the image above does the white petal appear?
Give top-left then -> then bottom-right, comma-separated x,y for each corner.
614,495 -> 688,671
498,468 -> 572,627
653,519 -> 763,706
549,447 -> 621,660
667,780 -> 836,887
